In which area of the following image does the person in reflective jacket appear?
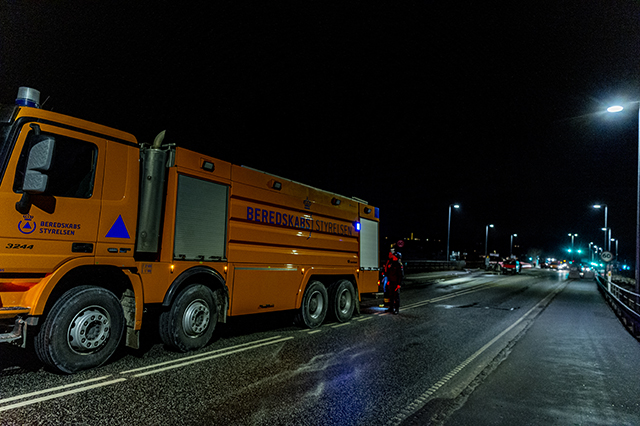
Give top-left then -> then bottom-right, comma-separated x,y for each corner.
383,241 -> 404,314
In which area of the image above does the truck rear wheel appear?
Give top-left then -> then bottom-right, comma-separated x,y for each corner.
159,284 -> 217,352
34,286 -> 125,374
330,280 -> 355,323
294,280 -> 328,328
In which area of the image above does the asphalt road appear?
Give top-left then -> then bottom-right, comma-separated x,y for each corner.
0,269 -> 636,425
437,273 -> 640,426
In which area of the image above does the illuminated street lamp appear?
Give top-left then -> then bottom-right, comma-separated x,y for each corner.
568,233 -> 578,261
510,233 -> 517,258
601,227 -> 612,252
607,102 -> 640,297
593,204 -> 609,251
447,204 -> 460,262
485,224 -> 494,258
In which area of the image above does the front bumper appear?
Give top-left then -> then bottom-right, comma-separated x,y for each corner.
0,316 -> 28,347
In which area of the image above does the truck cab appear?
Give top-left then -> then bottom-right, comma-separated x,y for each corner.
0,89 -> 141,371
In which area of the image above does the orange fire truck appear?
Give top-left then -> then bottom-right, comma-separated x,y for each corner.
0,88 -> 380,373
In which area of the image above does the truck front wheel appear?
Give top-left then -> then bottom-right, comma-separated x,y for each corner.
159,284 -> 217,352
34,286 -> 125,374
295,280 -> 328,328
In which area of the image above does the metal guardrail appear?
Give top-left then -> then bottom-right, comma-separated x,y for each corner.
595,275 -> 640,339
403,260 -> 467,272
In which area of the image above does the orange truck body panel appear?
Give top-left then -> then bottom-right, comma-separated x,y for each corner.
0,104 -> 379,336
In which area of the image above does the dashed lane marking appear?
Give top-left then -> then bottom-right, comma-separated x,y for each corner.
331,323 -> 350,328
402,282 -> 501,311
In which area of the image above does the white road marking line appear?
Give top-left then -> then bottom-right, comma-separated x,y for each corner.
0,378 -> 126,412
403,282 -> 500,311
388,281 -> 567,425
331,323 -> 350,328
0,336 -> 296,412
0,375 -> 113,405
131,337 -> 294,377
308,330 -> 322,334
120,335 -> 286,375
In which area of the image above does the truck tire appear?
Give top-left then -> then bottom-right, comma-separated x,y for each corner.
294,280 -> 328,328
330,280 -> 355,323
34,286 -> 125,374
159,284 -> 217,352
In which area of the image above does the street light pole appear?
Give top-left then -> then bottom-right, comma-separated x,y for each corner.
593,204 -> 608,252
601,228 -> 612,253
510,233 -> 517,258
569,233 -> 577,261
607,103 -> 640,297
447,204 -> 459,262
485,224 -> 494,258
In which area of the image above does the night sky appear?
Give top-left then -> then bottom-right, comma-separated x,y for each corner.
2,2 -> 640,262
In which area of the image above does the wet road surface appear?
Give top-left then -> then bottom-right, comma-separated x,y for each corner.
1,269 -> 637,425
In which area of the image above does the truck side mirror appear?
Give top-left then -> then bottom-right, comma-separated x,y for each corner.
15,135 -> 55,214
22,136 -> 55,193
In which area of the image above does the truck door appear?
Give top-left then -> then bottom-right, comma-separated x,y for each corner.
0,122 -> 105,273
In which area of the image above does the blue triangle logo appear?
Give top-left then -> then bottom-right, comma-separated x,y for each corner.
106,215 -> 130,239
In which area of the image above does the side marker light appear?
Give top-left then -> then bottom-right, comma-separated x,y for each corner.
202,161 -> 215,172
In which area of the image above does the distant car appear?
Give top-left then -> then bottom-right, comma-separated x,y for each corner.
580,265 -> 595,279
540,262 -> 549,269
568,263 -> 581,278
549,261 -> 564,270
501,259 -> 521,275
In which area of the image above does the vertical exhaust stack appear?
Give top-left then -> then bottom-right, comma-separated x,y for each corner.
15,87 -> 41,108
136,130 -> 168,254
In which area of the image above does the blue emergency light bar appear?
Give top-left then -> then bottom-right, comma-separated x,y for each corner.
15,87 -> 41,108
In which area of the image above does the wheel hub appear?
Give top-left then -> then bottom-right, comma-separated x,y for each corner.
338,289 -> 352,314
183,299 -> 210,337
68,306 -> 111,353
308,291 -> 324,319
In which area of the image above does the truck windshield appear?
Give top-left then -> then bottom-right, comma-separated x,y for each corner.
0,123 -> 13,185
0,104 -> 18,186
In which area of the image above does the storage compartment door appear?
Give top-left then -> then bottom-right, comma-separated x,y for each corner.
174,175 -> 228,261
360,218 -> 379,269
